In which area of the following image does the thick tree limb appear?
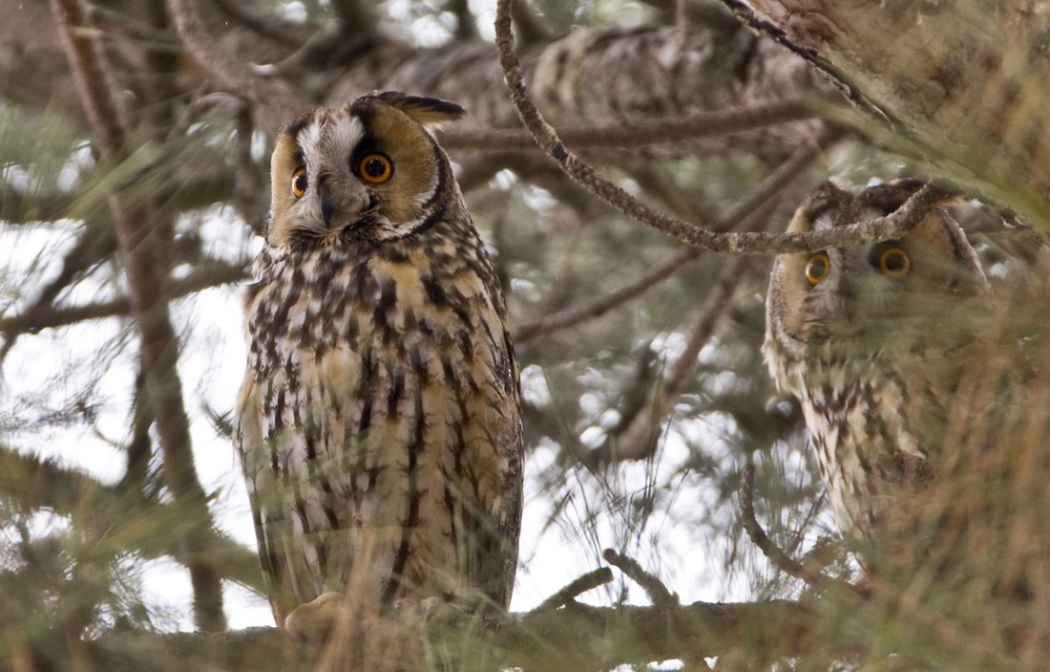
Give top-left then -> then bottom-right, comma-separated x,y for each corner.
441,98 -> 824,151
721,0 -> 1050,222
494,0 -> 961,254
83,597 -> 823,671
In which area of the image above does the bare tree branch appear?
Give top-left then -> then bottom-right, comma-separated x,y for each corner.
166,0 -> 301,128
494,0 -> 959,255
536,567 -> 614,610
514,133 -> 831,343
603,549 -> 677,607
208,0 -> 316,46
51,0 -> 228,632
0,260 -> 247,348
82,597 -> 825,671
441,98 -> 825,151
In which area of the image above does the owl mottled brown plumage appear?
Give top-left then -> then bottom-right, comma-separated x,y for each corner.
763,180 -> 990,538
234,92 -> 523,630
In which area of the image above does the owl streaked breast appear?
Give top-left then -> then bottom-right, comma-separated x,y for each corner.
763,180 -> 990,538
234,92 -> 523,627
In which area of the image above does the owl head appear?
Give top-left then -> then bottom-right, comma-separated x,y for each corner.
764,180 -> 990,378
267,91 -> 466,248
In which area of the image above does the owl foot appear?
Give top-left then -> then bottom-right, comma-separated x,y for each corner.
284,591 -> 348,645
392,587 -> 500,626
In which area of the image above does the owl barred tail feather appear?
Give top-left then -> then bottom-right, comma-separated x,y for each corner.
234,91 -> 523,665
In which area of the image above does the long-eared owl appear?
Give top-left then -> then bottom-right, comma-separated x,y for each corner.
234,92 -> 523,627
762,180 -> 990,538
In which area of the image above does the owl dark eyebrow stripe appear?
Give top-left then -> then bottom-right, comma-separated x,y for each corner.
284,112 -> 314,141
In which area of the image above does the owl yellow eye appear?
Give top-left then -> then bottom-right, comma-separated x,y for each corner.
875,245 -> 911,278
805,252 -> 830,286
291,167 -> 308,198
358,154 -> 393,184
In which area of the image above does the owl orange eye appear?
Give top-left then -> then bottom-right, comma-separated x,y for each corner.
875,245 -> 911,278
358,154 -> 393,184
291,167 -> 308,198
805,252 -> 831,286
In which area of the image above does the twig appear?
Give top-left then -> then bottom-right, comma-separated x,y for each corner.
440,99 -> 821,151
514,135 -> 827,343
51,0 -> 230,631
514,247 -> 695,342
602,252 -> 757,463
0,219 -> 117,362
166,0 -> 301,127
493,0 -> 949,254
602,549 -> 678,608
740,459 -> 851,594
509,0 -> 549,45
537,567 -> 614,610
209,0 -> 316,46
0,260 -> 248,338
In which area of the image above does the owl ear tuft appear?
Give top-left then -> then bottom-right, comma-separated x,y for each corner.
369,91 -> 466,130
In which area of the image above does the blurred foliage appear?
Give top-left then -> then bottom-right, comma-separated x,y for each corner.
3,0 -> 1050,669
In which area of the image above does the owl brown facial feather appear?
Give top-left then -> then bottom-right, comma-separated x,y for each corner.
268,92 -> 466,248
767,181 -> 989,359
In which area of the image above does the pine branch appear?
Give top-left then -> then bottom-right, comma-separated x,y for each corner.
51,0 -> 228,632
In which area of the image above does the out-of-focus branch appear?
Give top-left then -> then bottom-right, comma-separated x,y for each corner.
0,260 -> 248,346
597,252 -> 754,464
83,596 -> 824,671
447,0 -> 480,41
509,0 -> 549,45
51,0 -> 228,632
514,134 -> 832,343
0,445 -> 265,594
536,567 -> 614,610
603,549 -> 677,607
719,0 -> 1050,223
208,0 -> 316,46
440,98 -> 823,151
166,0 -> 301,128
495,0 -> 954,255
0,218 -> 116,361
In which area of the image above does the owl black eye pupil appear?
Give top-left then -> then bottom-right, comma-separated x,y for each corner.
294,173 -> 307,192
885,252 -> 905,270
364,159 -> 385,177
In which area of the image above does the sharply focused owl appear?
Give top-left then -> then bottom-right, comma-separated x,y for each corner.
763,180 -> 990,539
234,92 -> 523,629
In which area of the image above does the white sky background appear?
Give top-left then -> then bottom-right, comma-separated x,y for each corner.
0,213 -> 795,632
0,0 -> 810,635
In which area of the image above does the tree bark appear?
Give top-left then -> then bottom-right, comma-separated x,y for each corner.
85,598 -> 826,672
723,0 -> 1050,218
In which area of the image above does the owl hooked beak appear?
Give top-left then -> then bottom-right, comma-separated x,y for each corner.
315,175 -> 372,231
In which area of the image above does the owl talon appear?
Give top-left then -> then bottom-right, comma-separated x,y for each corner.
284,591 -> 347,645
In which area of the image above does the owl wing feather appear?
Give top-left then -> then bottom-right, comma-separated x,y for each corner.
235,226 -> 522,625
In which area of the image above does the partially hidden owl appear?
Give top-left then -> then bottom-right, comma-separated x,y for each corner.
762,180 -> 990,539
234,92 -> 523,630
